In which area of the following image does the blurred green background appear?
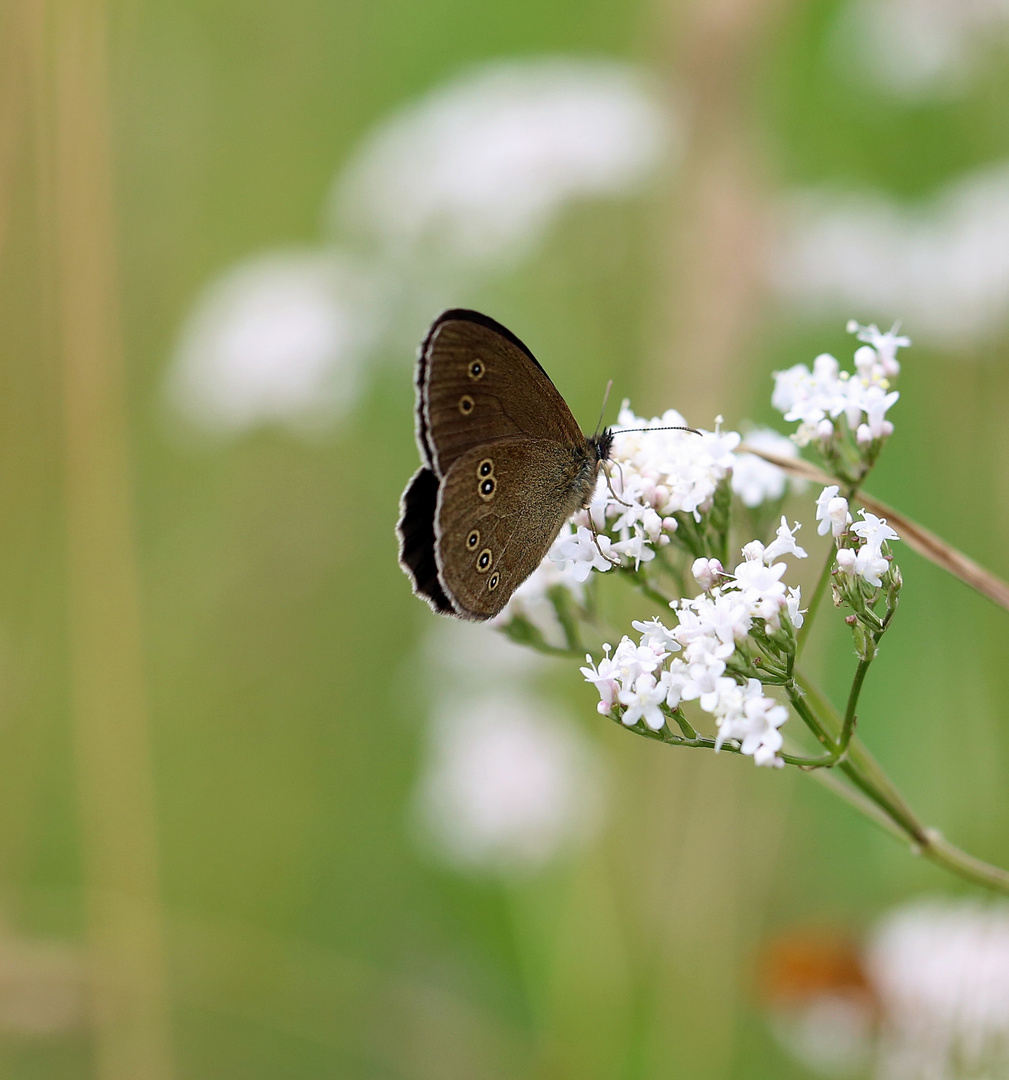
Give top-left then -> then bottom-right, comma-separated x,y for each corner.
3,0 -> 1009,1076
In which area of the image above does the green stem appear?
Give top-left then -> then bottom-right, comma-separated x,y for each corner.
549,586 -> 585,655
620,718 -> 839,768
786,669 -> 1009,889
839,656 -> 872,755
669,709 -> 698,739
923,832 -> 1009,893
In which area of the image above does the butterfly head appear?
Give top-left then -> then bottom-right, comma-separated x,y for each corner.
590,428 -> 614,462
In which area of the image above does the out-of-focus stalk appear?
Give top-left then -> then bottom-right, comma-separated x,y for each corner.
49,1 -> 174,1076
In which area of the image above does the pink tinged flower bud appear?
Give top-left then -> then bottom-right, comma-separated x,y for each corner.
816,418 -> 835,441
691,557 -> 724,591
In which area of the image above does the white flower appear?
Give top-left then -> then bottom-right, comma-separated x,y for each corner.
785,586 -> 805,629
851,509 -> 901,556
681,660 -> 727,705
673,593 -> 750,655
580,647 -> 620,713
555,402 -> 744,577
861,383 -> 900,438
710,677 -> 787,767
777,353 -> 847,429
849,321 -> 909,377
815,486 -> 851,538
631,618 -> 681,654
415,692 -> 604,872
771,326 -> 902,445
552,525 -> 616,581
732,427 -> 808,507
762,518 -> 809,564
836,545 -> 889,588
691,557 -> 724,591
664,657 -> 691,709
611,636 -> 666,681
611,403 -> 740,518
611,531 -> 656,568
732,557 -> 788,604
618,672 -> 668,730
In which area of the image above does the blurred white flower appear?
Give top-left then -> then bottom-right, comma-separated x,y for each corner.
330,57 -> 674,269
770,993 -> 874,1079
766,898 -> 1009,1080
833,0 -> 1009,100
868,898 -> 1009,1080
733,427 -> 807,508
772,164 -> 1009,345
166,251 -> 386,434
415,691 -> 604,873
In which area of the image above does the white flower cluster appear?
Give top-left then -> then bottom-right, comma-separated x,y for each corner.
815,485 -> 900,588
494,405 -> 806,633
581,521 -> 807,767
549,403 -> 741,582
772,322 -> 907,447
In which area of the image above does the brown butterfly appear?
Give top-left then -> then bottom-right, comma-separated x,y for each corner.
397,309 -> 613,620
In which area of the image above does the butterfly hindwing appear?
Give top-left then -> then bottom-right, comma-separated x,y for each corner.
434,437 -> 598,619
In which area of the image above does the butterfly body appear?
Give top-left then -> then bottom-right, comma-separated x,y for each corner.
398,309 -> 611,620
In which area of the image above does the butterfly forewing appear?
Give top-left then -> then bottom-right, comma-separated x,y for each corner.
434,437 -> 598,619
418,311 -> 584,478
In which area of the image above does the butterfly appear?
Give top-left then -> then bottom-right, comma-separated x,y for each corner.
397,309 -> 613,620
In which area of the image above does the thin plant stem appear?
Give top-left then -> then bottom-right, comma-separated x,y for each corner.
620,718 -> 840,769
614,666 -> 1009,894
840,656 -> 872,755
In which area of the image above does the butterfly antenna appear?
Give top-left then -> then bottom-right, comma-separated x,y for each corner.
618,424 -> 702,436
593,380 -> 614,438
